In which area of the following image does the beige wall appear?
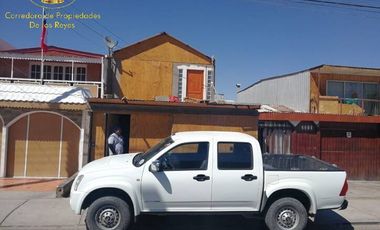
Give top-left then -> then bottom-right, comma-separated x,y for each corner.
92,111 -> 258,159
116,42 -> 211,100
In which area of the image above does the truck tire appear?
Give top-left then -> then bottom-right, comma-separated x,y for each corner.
86,196 -> 131,230
265,197 -> 307,230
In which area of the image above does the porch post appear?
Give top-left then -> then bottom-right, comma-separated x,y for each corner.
10,58 -> 14,79
0,127 -> 8,177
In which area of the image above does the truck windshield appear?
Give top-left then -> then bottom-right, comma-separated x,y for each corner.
133,136 -> 174,167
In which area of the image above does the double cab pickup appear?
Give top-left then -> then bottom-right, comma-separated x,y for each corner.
70,131 -> 348,230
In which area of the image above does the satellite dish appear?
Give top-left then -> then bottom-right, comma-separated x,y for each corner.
105,36 -> 118,56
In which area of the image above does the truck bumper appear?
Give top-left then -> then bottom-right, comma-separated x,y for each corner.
70,190 -> 85,215
340,199 -> 348,210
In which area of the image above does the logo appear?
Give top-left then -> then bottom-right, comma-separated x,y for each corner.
30,0 -> 76,9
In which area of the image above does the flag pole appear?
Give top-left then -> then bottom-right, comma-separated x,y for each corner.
40,8 -> 45,82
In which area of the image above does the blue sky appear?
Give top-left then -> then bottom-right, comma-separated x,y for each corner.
1,0 -> 380,99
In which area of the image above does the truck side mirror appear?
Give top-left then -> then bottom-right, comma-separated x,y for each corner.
149,160 -> 162,173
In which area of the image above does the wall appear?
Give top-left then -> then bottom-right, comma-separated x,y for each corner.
115,42 -> 211,100
237,71 -> 311,112
91,111 -> 258,160
172,114 -> 257,137
310,74 -> 319,113
129,112 -> 173,152
91,112 -> 106,160
0,59 -> 11,77
87,63 -> 102,82
0,59 -> 30,78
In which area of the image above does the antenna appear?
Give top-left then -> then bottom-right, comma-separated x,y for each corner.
104,36 -> 118,56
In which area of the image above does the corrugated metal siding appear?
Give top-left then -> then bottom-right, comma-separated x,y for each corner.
237,71 -> 310,112
0,83 -> 91,104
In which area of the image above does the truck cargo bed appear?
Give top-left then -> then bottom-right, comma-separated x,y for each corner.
263,154 -> 343,171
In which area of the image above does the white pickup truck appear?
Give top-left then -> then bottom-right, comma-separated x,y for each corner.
70,131 -> 348,230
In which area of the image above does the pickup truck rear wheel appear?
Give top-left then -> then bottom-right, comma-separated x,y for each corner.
86,196 -> 131,230
265,197 -> 307,230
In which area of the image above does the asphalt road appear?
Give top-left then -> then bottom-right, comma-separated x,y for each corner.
0,181 -> 380,229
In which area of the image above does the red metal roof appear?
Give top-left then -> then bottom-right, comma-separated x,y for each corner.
1,46 -> 103,58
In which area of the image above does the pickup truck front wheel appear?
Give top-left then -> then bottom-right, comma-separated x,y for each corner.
86,196 -> 131,230
265,197 -> 307,230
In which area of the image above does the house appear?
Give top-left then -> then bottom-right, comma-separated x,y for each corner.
89,33 -> 259,160
109,32 -> 215,101
0,46 -> 104,178
237,65 -> 380,116
237,65 -> 380,180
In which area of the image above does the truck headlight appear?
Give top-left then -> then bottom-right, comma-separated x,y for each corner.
73,175 -> 84,191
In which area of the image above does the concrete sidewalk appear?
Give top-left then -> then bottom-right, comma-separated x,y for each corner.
0,180 -> 379,229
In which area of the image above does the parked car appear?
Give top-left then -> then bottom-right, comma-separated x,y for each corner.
70,131 -> 348,230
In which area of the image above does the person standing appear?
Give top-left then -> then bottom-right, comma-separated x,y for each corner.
108,126 -> 124,155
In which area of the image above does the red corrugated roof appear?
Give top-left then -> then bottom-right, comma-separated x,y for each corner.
1,46 -> 103,58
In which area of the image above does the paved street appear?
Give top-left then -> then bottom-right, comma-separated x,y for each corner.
0,180 -> 379,229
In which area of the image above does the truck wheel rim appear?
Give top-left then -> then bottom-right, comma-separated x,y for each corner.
276,207 -> 299,229
95,206 -> 120,229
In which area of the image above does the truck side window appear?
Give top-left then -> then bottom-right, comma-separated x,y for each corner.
217,142 -> 253,170
159,142 -> 209,171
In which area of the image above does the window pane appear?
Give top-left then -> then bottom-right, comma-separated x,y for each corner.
30,64 -> 41,79
65,67 -> 72,80
43,65 -> 52,79
53,66 -> 63,80
344,82 -> 363,99
327,81 -> 344,98
160,142 -> 209,171
76,67 -> 86,81
363,83 -> 379,115
364,83 -> 378,99
218,142 -> 253,170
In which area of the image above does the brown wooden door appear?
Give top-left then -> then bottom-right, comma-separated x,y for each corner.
186,70 -> 204,100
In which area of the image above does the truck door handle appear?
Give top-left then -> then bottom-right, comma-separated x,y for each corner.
193,174 -> 210,182
241,174 -> 257,181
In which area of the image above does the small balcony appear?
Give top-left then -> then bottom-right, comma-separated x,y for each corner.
319,96 -> 380,116
0,53 -> 104,98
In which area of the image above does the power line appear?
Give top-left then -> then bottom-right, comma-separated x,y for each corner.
297,0 -> 380,10
61,8 -> 105,39
255,0 -> 380,16
70,6 -> 128,46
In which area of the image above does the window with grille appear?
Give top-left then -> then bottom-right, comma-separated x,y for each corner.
178,69 -> 183,100
207,70 -> 213,100
53,66 -> 63,80
31,65 -> 41,79
43,65 -> 52,79
65,67 -> 72,81
76,67 -> 86,81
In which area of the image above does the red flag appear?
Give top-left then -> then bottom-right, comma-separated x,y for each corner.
40,17 -> 48,52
